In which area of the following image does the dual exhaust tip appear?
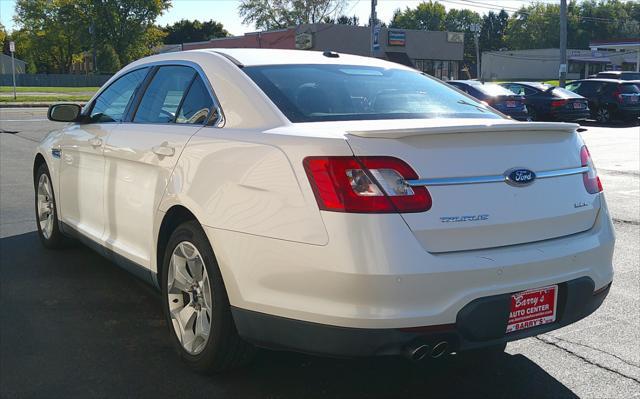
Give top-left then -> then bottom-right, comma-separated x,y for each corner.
405,341 -> 449,362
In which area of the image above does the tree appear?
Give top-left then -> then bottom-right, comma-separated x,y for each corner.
238,0 -> 346,30
479,10 -> 509,52
504,0 -> 640,51
390,1 -> 446,30
14,0 -> 92,73
93,0 -> 171,66
13,0 -> 171,73
96,44 -> 121,73
163,19 -> 228,44
0,23 -> 6,52
323,15 -> 359,25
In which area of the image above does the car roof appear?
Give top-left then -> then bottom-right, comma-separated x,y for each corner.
597,71 -> 636,75
573,78 -> 626,83
198,48 -> 415,70
448,80 -> 491,86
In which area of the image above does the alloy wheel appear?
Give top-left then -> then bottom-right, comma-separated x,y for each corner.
167,241 -> 213,355
596,107 -> 610,123
37,174 -> 55,239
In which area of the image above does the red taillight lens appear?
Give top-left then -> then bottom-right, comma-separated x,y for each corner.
303,156 -> 432,213
580,145 -> 603,194
613,88 -> 624,104
551,99 -> 568,108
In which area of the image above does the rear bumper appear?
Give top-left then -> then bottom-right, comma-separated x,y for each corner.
551,109 -> 591,122
616,107 -> 640,120
206,196 -> 615,330
232,277 -> 611,357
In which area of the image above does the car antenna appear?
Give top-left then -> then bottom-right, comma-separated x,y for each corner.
323,50 -> 340,58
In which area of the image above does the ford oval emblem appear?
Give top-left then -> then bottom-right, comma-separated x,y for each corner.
505,168 -> 536,187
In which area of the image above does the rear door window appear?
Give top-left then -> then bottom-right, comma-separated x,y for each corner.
133,66 -> 196,123
90,68 -> 149,123
176,75 -> 214,124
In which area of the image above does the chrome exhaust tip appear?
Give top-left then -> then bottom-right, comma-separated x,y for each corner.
405,344 -> 430,362
431,341 -> 449,358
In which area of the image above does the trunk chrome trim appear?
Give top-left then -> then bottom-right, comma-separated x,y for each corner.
404,166 -> 589,187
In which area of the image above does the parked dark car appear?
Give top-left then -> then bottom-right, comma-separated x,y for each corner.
500,82 -> 590,122
565,79 -> 640,123
447,80 -> 530,121
593,71 -> 640,81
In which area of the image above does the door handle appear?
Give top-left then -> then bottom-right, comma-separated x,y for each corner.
88,137 -> 103,147
152,145 -> 175,157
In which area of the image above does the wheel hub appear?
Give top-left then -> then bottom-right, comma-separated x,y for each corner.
166,241 -> 213,355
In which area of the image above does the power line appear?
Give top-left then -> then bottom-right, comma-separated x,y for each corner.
451,0 -> 634,25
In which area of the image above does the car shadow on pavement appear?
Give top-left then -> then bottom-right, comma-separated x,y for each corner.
0,232 -> 578,399
579,119 -> 640,129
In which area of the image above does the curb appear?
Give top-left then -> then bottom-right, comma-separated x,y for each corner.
0,102 -> 86,108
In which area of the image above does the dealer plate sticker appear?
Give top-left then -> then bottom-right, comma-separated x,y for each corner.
506,285 -> 558,333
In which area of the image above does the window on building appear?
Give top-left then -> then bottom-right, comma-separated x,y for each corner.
412,59 -> 459,80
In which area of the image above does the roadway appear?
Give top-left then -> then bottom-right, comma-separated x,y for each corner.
1,108 -> 638,398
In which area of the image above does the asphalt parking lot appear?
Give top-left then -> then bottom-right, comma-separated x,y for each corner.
1,108 -> 638,398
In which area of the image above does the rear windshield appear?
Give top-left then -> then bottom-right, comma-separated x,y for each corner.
472,83 -> 515,96
620,84 -> 640,94
550,87 -> 582,98
243,65 -> 501,122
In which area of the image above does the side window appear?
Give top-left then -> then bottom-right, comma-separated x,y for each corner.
90,68 -> 148,123
509,85 -> 526,96
133,66 -> 196,123
176,75 -> 214,124
580,82 -> 607,97
565,82 -> 580,93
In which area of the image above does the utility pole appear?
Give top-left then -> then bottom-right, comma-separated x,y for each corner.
9,41 -> 16,100
559,0 -> 568,87
470,24 -> 481,80
370,0 -> 377,57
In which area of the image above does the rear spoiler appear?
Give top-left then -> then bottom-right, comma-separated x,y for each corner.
347,122 -> 579,139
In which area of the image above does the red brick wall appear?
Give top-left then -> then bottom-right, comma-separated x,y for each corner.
183,29 -> 296,50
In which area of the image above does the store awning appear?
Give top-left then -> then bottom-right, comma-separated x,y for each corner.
569,56 -> 610,63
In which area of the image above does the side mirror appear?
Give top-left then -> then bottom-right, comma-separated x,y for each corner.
48,103 -> 82,122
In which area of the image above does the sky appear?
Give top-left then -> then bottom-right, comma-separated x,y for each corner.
1,0 -> 568,36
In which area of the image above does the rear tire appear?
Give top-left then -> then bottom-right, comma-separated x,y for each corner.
34,162 -> 67,249
595,106 -> 612,124
161,220 -> 255,373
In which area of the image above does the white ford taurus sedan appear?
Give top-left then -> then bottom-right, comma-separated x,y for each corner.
35,49 -> 614,371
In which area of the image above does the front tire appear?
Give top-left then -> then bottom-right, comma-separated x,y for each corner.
34,162 -> 66,249
161,221 -> 254,373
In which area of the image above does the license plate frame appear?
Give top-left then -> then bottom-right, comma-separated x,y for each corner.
506,285 -> 558,334
573,102 -> 585,109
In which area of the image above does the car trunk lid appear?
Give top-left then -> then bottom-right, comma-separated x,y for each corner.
345,119 -> 600,253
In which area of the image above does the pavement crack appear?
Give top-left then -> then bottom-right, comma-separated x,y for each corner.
536,336 -> 640,385
549,335 -> 640,369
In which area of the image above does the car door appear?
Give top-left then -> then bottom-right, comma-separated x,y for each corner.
58,67 -> 149,243
102,64 -> 220,268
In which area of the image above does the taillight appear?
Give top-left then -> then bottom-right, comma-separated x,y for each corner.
613,87 -> 623,104
303,156 -> 432,213
551,99 -> 568,108
580,146 -> 603,194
